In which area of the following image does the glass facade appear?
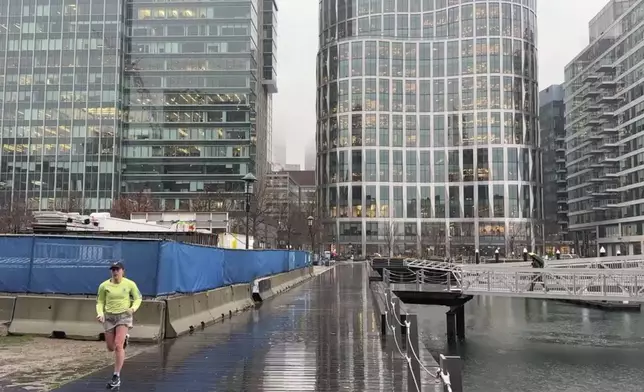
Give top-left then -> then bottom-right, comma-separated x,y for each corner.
564,0 -> 644,257
0,0 -> 274,213
123,0 -> 270,211
316,0 -> 542,257
539,84 -> 568,251
0,0 -> 124,211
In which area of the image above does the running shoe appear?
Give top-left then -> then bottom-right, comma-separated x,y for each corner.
106,374 -> 120,389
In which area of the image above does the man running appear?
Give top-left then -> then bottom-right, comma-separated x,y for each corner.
96,261 -> 142,389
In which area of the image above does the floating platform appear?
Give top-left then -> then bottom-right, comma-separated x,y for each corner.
556,299 -> 641,312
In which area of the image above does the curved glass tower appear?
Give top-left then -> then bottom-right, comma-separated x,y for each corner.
316,0 -> 542,258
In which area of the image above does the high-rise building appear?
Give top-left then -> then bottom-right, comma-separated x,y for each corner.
564,0 -> 644,257
0,0 -> 275,213
539,84 -> 569,252
316,0 -> 541,258
305,139 -> 316,171
0,0 -> 124,211
122,0 -> 276,211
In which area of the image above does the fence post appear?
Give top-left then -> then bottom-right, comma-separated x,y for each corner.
384,287 -> 392,336
439,354 -> 463,392
392,297 -> 402,344
26,236 -> 36,293
406,314 -> 420,392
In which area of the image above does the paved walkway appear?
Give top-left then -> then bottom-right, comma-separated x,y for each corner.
53,263 -> 421,391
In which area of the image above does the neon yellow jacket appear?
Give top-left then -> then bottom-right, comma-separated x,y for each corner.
96,278 -> 142,316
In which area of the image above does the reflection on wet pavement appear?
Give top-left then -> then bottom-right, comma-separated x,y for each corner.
53,263 -> 418,391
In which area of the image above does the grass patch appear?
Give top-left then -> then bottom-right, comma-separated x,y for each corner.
0,335 -> 32,346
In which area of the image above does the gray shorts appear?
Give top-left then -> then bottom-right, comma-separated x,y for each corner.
103,312 -> 133,332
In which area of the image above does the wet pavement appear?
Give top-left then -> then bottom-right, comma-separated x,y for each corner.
52,263 -> 432,392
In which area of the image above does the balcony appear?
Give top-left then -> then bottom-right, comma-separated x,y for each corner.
599,108 -> 617,119
599,93 -> 623,103
584,89 -> 601,99
262,78 -> 278,94
597,59 -> 616,72
598,75 -> 618,88
600,126 -> 619,135
587,115 -> 602,125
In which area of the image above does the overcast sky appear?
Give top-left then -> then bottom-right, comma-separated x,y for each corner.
272,0 -> 611,167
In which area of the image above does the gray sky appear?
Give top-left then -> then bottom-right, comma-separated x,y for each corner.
272,0 -> 611,167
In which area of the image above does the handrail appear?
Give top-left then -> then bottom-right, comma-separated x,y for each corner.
381,289 -> 462,392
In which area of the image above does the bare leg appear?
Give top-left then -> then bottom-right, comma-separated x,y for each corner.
113,325 -> 128,374
105,330 -> 115,352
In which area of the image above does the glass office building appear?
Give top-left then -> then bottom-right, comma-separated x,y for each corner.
316,0 -> 542,257
0,0 -> 124,211
564,0 -> 644,257
122,0 -> 275,211
0,0 -> 275,213
539,84 -> 569,252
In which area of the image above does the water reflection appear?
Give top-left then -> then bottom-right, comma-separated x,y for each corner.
409,297 -> 644,392
55,265 -> 410,392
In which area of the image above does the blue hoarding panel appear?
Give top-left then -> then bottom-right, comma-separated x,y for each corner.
156,242 -> 225,295
0,236 -> 34,293
28,237 -> 160,296
0,235 -> 310,296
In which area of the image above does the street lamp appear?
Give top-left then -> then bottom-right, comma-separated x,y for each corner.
242,173 -> 256,250
307,215 -> 314,257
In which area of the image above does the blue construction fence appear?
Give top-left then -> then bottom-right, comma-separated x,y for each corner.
0,235 -> 311,296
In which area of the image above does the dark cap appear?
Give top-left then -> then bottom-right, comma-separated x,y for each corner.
109,261 -> 124,270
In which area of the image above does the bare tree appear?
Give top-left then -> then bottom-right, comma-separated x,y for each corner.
110,191 -> 155,219
301,197 -> 322,253
228,180 -> 277,248
382,220 -> 397,258
0,194 -> 33,234
57,191 -> 85,213
506,222 -> 528,257
275,200 -> 310,250
247,180 -> 275,246
191,185 -> 229,212
418,223 -> 446,258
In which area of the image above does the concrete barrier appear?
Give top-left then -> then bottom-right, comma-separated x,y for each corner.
164,283 -> 253,339
252,267 -> 314,302
0,296 -> 16,325
9,296 -> 166,342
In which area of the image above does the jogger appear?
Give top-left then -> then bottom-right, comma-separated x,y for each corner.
96,261 -> 142,389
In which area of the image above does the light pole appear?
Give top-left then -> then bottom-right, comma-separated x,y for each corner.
307,215 -> 314,258
242,173 -> 256,250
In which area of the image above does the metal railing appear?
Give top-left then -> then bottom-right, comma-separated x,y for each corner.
389,266 -> 644,302
400,255 -> 644,272
378,280 -> 463,392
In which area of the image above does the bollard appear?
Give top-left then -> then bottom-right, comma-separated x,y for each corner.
439,354 -> 463,392
494,248 -> 500,263
599,246 -> 606,257
475,249 -> 480,264
555,249 -> 561,260
616,249 -> 621,256
406,314 -> 421,392
523,248 -> 528,262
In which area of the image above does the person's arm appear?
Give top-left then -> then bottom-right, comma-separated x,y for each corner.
129,281 -> 142,312
96,282 -> 106,317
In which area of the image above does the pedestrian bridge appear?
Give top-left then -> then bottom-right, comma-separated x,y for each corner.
384,266 -> 644,302
402,255 -> 644,272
